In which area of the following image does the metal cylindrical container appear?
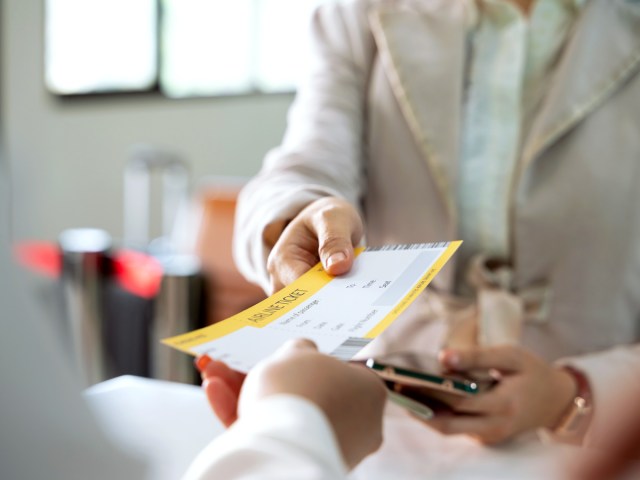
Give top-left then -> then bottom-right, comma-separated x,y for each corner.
58,228 -> 112,385
150,253 -> 205,383
124,146 -> 203,384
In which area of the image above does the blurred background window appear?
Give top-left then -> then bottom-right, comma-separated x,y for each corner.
45,0 -> 159,95
45,0 -> 322,98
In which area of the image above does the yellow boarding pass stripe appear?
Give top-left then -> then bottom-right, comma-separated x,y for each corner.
364,241 -> 462,339
162,247 -> 366,355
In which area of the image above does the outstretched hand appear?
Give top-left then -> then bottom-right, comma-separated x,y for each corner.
265,197 -> 363,293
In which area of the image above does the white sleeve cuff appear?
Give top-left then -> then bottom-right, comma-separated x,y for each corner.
183,394 -> 348,480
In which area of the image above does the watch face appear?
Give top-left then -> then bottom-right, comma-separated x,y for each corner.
574,397 -> 588,410
555,396 -> 593,437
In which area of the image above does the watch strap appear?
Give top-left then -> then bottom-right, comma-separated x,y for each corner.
552,365 -> 593,441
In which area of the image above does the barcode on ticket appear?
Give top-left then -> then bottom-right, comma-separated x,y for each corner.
330,337 -> 372,361
365,242 -> 449,252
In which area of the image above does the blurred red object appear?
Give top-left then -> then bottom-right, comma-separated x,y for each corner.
14,242 -> 61,278
112,250 -> 163,299
14,242 -> 163,299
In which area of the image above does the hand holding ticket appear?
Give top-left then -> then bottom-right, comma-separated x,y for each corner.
163,242 -> 461,372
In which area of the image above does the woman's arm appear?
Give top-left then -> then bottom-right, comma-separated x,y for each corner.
233,0 -> 376,291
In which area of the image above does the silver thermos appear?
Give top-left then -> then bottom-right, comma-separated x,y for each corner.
124,145 -> 205,384
58,228 -> 113,385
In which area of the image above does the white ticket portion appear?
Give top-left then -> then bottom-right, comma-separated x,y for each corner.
163,241 -> 461,372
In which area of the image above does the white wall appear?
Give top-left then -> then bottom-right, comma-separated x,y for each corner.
1,0 -> 293,241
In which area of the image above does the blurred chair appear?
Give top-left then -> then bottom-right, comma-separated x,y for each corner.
195,177 -> 265,325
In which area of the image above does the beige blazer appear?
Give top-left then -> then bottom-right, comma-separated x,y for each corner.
234,0 -> 640,438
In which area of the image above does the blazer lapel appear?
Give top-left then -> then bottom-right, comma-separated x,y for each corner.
520,0 -> 640,170
369,0 -> 468,221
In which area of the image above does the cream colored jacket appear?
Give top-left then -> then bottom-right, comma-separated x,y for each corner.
234,0 -> 640,439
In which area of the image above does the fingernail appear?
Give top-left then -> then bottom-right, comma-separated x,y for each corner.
327,252 -> 347,268
195,355 -> 211,372
441,350 -> 460,368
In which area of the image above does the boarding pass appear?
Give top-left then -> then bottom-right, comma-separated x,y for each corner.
163,241 -> 461,372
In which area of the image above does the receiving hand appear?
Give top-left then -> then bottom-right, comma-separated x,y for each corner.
427,345 -> 577,444
196,339 -> 387,469
265,197 -> 363,292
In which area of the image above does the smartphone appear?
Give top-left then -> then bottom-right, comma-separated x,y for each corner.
364,351 -> 497,415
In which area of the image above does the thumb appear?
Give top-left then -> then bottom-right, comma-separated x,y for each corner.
320,241 -> 354,276
439,346 -> 525,373
310,208 -> 362,277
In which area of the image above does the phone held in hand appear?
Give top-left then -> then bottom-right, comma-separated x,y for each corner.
363,351 -> 497,417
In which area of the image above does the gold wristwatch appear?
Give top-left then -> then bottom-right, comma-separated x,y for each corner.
552,365 -> 593,442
